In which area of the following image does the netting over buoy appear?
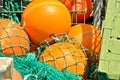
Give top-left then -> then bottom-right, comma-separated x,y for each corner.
0,19 -> 30,56
61,0 -> 93,23
33,33 -> 88,78
39,42 -> 88,78
35,32 -> 100,79
72,0 -> 93,23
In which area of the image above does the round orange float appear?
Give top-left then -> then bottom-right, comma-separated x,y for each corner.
22,0 -> 71,45
0,19 -> 30,56
39,42 -> 87,77
68,24 -> 102,63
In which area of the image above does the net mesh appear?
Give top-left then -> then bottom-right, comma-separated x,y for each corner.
0,32 -> 98,79
39,42 -> 87,77
0,0 -> 31,24
0,19 -> 30,56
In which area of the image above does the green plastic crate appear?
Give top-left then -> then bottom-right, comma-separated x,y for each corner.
98,0 -> 120,79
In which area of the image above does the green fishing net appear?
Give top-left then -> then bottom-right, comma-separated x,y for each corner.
0,0 -> 31,24
0,53 -> 82,80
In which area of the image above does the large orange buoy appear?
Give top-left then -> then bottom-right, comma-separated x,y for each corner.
68,24 -> 102,63
0,19 -> 30,56
39,42 -> 87,77
22,0 -> 71,45
3,68 -> 22,80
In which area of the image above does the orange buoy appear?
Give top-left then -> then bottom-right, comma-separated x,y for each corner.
39,42 -> 87,77
3,68 -> 22,80
68,24 -> 102,63
72,0 -> 92,22
64,0 -> 92,23
22,0 -> 71,45
0,19 -> 30,56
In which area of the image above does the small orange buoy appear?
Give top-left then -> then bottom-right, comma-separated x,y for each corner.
61,0 -> 92,22
22,0 -> 71,45
3,68 -> 22,80
0,19 -> 30,56
72,0 -> 92,23
39,42 -> 87,77
68,24 -> 102,63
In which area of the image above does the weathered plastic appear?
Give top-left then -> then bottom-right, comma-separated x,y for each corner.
98,0 -> 120,79
0,57 -> 13,79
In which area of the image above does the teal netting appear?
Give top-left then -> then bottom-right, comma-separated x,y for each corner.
0,0 -> 31,24
0,53 -> 82,80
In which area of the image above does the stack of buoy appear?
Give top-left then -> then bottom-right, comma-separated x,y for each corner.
0,0 -> 102,79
